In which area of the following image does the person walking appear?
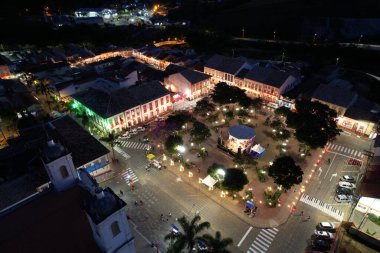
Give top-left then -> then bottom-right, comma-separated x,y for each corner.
120,190 -> 123,196
300,211 -> 304,216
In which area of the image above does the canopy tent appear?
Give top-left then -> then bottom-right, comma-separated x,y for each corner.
83,160 -> 108,174
249,144 -> 265,158
202,175 -> 218,190
171,224 -> 180,233
245,201 -> 255,209
146,153 -> 155,160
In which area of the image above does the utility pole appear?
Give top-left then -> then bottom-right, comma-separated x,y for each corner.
241,27 -> 245,38
281,52 -> 285,62
273,31 -> 276,41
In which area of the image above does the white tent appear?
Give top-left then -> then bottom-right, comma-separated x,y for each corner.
251,144 -> 265,154
202,175 -> 218,190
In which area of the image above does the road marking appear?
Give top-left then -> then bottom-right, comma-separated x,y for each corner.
324,153 -> 337,179
246,228 -> 279,253
237,226 -> 253,247
300,194 -> 344,221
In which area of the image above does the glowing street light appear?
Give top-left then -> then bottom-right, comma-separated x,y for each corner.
176,145 -> 186,153
217,168 -> 226,177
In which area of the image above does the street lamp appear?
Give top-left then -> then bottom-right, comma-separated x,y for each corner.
336,57 -> 340,66
358,34 -> 363,44
273,31 -> 276,41
176,145 -> 185,153
241,27 -> 245,38
313,33 -> 317,43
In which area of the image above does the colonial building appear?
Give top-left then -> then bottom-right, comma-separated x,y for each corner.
71,81 -> 172,132
204,54 -> 251,85
164,69 -> 212,99
237,66 -> 297,103
0,138 -> 135,253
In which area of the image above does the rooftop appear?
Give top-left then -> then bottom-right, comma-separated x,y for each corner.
178,69 -> 211,84
228,125 -> 255,140
204,54 -> 246,75
312,83 -> 357,108
245,66 -> 292,88
83,187 -> 126,225
72,81 -> 170,119
344,97 -> 380,123
0,186 -> 102,253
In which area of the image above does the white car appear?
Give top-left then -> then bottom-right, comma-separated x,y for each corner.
314,230 -> 334,240
122,131 -> 130,137
317,222 -> 335,231
338,181 -> 356,189
151,160 -> 162,169
136,126 -> 145,132
335,194 -> 352,203
340,175 -> 356,183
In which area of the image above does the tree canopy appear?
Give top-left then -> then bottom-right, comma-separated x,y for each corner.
221,168 -> 249,192
190,121 -> 211,144
211,82 -> 250,106
285,100 -> 341,149
207,163 -> 224,180
268,156 -> 303,190
165,134 -> 184,154
194,98 -> 215,116
165,111 -> 194,130
165,215 -> 210,253
200,231 -> 233,253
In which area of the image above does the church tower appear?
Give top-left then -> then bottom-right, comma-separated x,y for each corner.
83,185 -> 135,253
41,139 -> 78,191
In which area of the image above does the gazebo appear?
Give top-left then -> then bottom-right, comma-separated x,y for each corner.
227,125 -> 255,153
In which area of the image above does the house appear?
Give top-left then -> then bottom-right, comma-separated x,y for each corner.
0,55 -> 13,79
71,81 -> 172,132
204,54 -> 251,85
164,69 -> 212,99
74,8 -> 117,19
239,66 -> 297,103
311,83 -> 358,116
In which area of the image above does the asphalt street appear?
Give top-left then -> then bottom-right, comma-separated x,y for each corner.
101,129 -> 373,253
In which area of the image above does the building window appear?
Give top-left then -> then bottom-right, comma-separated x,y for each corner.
161,98 -> 164,106
166,96 -> 169,103
143,105 -> 147,113
149,103 -> 153,111
111,221 -> 121,237
60,166 -> 69,179
155,100 -> 158,108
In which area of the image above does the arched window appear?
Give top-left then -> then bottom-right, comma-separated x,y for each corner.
111,221 -> 121,237
60,166 -> 69,179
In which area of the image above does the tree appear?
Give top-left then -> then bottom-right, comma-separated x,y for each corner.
0,107 -> 17,128
251,97 -> 263,110
274,106 -> 290,117
165,215 -> 210,253
165,134 -> 184,154
285,100 -> 341,149
190,121 -> 211,144
82,113 -> 90,128
165,111 -> 194,130
207,163 -> 224,180
233,153 -> 258,169
100,131 -> 120,160
268,156 -> 303,190
221,168 -> 248,192
211,82 -> 249,105
194,98 -> 215,116
201,231 -> 233,253
35,79 -> 56,112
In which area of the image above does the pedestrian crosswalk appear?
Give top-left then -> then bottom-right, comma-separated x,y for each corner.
325,143 -> 363,159
300,194 -> 344,221
121,168 -> 139,186
247,228 -> 279,253
114,146 -> 131,160
118,140 -> 151,150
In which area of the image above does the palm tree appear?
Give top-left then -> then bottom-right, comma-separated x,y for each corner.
165,215 -> 210,253
35,79 -> 56,112
200,231 -> 233,253
100,131 -> 120,160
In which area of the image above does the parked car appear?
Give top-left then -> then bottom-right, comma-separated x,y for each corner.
335,194 -> 352,203
312,239 -> 331,251
122,131 -> 130,137
340,175 -> 356,183
338,181 -> 356,189
151,160 -> 161,169
336,187 -> 352,195
155,117 -> 166,122
317,222 -> 336,231
129,129 -> 138,135
136,126 -> 145,132
142,137 -> 150,143
314,230 -> 334,240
